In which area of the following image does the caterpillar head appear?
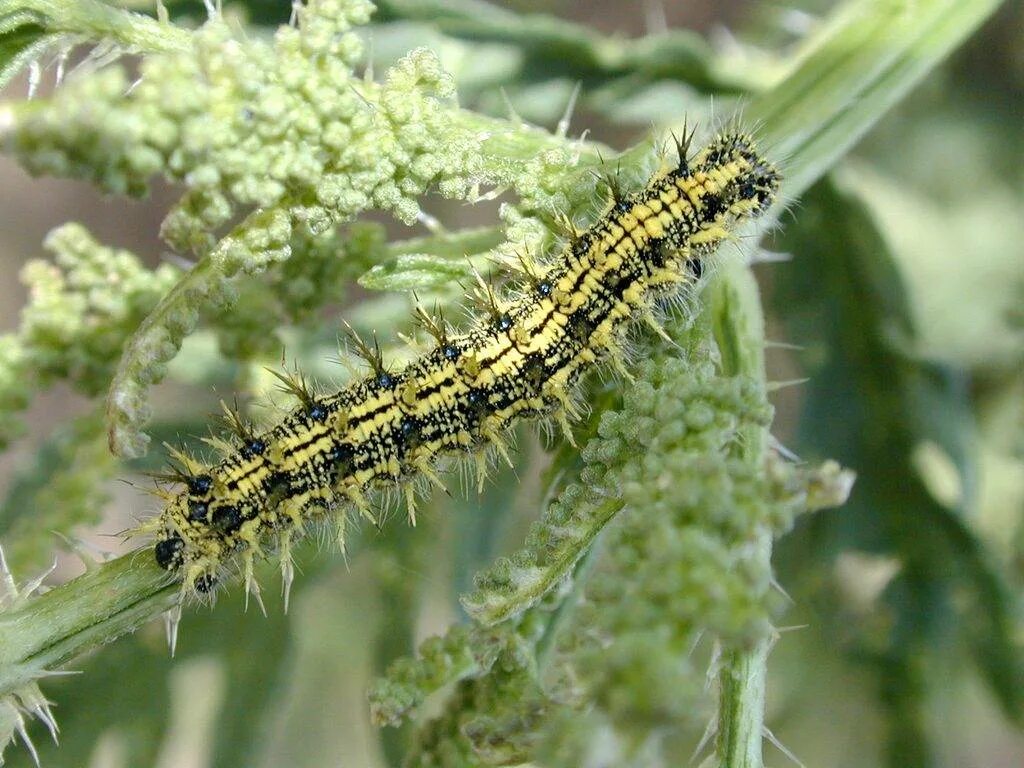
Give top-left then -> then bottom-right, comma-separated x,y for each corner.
666,133 -> 780,260
153,483 -> 222,595
695,133 -> 781,219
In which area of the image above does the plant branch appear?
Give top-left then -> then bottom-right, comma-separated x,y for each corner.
0,554 -> 177,696
707,264 -> 772,768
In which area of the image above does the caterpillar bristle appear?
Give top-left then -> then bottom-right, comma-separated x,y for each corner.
164,444 -> 205,477
217,399 -> 257,442
467,270 -> 507,326
412,302 -> 450,347
201,435 -> 237,459
265,366 -> 317,411
551,212 -> 583,243
341,321 -> 391,381
590,155 -> 626,207
670,116 -> 698,169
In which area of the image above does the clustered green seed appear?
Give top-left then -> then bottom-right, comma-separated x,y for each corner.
6,1 -> 478,268
209,222 -> 388,359
0,224 -> 177,447
369,351 -> 827,766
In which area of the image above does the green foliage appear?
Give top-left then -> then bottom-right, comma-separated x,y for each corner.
371,336 -> 852,766
0,0 -> 1019,767
772,172 -> 1024,761
0,412 -> 115,574
0,223 -> 178,446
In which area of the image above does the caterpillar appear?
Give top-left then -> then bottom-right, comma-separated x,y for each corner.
149,129 -> 781,602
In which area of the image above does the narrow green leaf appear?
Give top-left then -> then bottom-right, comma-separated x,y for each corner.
751,0 -> 1006,202
0,19 -> 57,91
359,253 -> 475,292
772,175 -> 1024,757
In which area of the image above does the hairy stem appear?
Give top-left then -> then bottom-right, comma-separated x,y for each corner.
0,555 -> 176,696
5,0 -> 192,53
708,264 -> 772,768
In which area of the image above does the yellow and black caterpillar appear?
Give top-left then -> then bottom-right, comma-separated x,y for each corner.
151,130 -> 780,598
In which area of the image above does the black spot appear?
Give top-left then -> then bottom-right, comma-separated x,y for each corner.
522,355 -> 547,388
187,499 -> 209,522
377,372 -> 396,389
737,181 -> 757,201
263,471 -> 291,507
441,344 -> 460,361
567,312 -> 596,343
754,188 -> 773,213
646,246 -> 666,269
686,258 -> 704,280
497,314 -> 513,332
154,536 -> 184,570
538,280 -> 553,297
193,574 -> 217,594
188,475 -> 213,496
328,442 -> 355,474
331,442 -> 360,483
701,194 -> 724,219
265,470 -> 290,492
308,403 -> 328,423
604,271 -> 627,293
465,388 -> 491,420
399,417 -> 422,449
211,504 -> 242,533
241,438 -> 267,459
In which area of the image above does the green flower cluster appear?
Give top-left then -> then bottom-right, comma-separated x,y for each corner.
460,355 -> 778,629
209,221 -> 387,359
371,604 -> 553,768
370,350 -> 844,766
405,645 -> 548,768
541,363 -> 784,753
0,223 -> 178,446
4,1 -> 481,272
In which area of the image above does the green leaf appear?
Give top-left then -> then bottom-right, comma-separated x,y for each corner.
771,174 -> 1024,759
0,17 -> 57,91
750,0 -> 1006,202
374,0 -> 750,94
359,227 -> 507,292
359,253 -> 475,292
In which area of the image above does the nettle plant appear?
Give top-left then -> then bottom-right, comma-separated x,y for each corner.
0,0 -> 1018,767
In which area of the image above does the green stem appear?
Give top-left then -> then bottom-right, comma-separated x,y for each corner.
716,638 -> 771,768
5,0 -> 192,54
708,264 -> 772,768
703,2 -> 1006,757
0,554 -> 177,696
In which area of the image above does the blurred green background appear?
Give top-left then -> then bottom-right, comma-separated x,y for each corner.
0,0 -> 1022,766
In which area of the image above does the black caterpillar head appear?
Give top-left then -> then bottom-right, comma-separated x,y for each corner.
699,133 -> 781,218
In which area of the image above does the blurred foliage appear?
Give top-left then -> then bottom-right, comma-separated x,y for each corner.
0,0 -> 1021,767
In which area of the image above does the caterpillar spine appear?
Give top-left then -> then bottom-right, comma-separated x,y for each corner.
148,130 -> 781,603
